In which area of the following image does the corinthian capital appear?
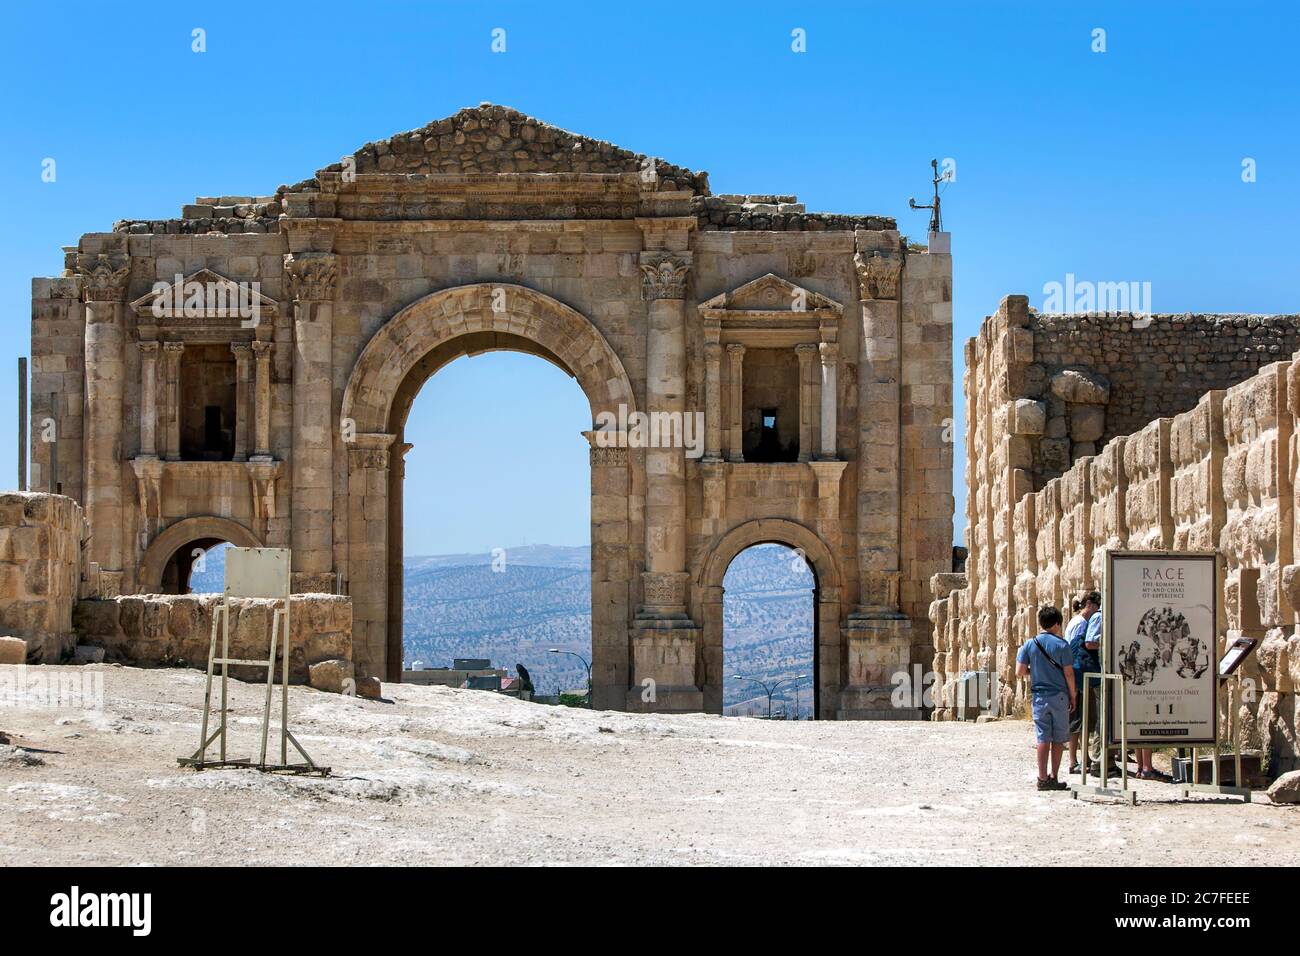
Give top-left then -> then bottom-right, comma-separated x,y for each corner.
75,253 -> 131,303
639,252 -> 692,301
284,252 -> 338,302
853,251 -> 902,301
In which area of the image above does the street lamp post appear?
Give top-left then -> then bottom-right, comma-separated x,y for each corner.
548,648 -> 592,708
732,674 -> 808,719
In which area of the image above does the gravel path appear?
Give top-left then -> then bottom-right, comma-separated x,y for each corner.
1,664 -> 1295,866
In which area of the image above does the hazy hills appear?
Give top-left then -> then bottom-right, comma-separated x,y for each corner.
191,542 -> 816,716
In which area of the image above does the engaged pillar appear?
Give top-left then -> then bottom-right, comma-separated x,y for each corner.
78,253 -> 131,596
840,246 -> 915,719
347,432 -> 395,679
630,238 -> 702,714
251,341 -> 273,459
726,343 -> 745,462
230,342 -> 252,462
796,343 -> 818,463
162,342 -> 184,460
818,341 -> 839,460
285,252 -> 337,587
137,341 -> 159,458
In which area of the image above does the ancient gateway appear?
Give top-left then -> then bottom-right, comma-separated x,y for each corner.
29,105 -> 954,717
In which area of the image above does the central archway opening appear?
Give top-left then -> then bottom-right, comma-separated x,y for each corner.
392,343 -> 592,701
722,543 -> 818,719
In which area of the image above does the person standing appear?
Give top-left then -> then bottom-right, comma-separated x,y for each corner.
1067,591 -> 1100,773
1016,606 -> 1077,791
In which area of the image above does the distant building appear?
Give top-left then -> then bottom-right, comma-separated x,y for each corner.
402,661 -> 530,700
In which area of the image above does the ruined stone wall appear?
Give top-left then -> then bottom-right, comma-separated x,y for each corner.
933,301 -> 1300,773
0,493 -> 86,662
73,593 -> 352,683
1031,313 -> 1300,457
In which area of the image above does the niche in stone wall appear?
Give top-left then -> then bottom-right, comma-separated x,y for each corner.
742,347 -> 801,462
179,345 -> 237,460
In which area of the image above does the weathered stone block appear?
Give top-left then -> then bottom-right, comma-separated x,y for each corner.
0,636 -> 27,665
309,658 -> 355,694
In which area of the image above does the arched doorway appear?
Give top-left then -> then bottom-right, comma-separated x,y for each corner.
722,543 -> 816,718
340,283 -> 638,699
399,349 -> 592,698
138,516 -> 262,594
697,518 -> 843,719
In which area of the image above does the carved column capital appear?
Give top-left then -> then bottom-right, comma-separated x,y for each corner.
704,341 -> 723,362
76,253 -> 131,304
162,340 -> 185,355
284,252 -> 338,302
638,252 -> 692,301
137,340 -> 160,357
853,251 -> 902,301
230,341 -> 252,357
819,340 -> 840,363
726,342 -> 746,359
795,342 -> 819,360
347,432 -> 396,470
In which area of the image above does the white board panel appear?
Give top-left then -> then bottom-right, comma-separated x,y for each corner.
224,547 -> 291,600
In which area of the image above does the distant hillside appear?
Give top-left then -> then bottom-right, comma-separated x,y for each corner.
187,541 -> 815,713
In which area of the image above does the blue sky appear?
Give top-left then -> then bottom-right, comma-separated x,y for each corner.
2,1 -> 1296,552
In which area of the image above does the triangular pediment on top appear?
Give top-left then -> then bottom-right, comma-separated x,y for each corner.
291,103 -> 708,195
130,268 -> 279,322
699,274 -> 842,316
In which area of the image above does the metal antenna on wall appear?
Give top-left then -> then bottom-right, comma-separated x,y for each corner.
908,159 -> 944,235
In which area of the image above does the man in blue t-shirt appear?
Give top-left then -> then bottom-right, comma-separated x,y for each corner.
1016,605 -> 1077,790
1067,590 -> 1102,772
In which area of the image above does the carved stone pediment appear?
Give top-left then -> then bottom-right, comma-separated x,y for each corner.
699,273 -> 842,316
699,273 -> 842,348
130,268 -> 277,340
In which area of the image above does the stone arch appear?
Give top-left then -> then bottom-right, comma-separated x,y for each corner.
696,518 -> 843,719
339,284 -> 637,693
341,283 -> 637,434
139,516 -> 262,594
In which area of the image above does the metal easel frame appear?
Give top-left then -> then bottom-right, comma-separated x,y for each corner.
1072,671 -> 1135,804
178,547 -> 329,776
1181,669 -> 1250,802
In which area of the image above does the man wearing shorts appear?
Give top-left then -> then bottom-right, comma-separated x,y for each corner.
1016,605 -> 1077,791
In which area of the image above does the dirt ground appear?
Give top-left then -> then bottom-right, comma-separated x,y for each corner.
1,663 -> 1296,866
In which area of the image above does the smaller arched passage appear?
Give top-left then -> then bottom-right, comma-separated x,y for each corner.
696,519 -> 843,719
138,516 -> 262,594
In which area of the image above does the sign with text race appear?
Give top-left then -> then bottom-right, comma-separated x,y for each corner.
1105,551 -> 1219,746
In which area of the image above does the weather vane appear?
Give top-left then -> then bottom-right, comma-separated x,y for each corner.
908,159 -> 944,235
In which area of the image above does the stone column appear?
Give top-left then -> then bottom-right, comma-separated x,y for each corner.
703,340 -> 722,461
630,246 -> 702,714
251,341 -> 272,459
347,432 -> 395,679
162,342 -> 184,460
230,342 -> 252,461
637,250 -> 692,619
726,343 -> 745,462
796,343 -> 818,463
818,341 -> 839,459
137,341 -> 159,458
78,254 -> 130,595
286,252 -> 337,583
840,247 -> 915,719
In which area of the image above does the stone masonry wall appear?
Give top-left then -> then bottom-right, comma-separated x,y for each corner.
73,593 -> 352,684
0,493 -> 86,662
1010,311 -> 1300,489
936,297 -> 1300,775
